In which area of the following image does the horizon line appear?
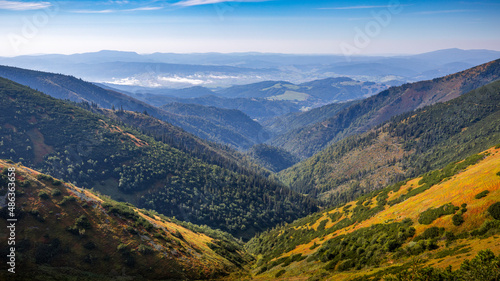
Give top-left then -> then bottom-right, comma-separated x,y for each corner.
2,47 -> 500,58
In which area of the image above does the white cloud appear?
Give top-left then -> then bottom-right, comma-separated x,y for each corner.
174,0 -> 269,7
319,4 -> 411,10
72,9 -> 115,14
413,9 -> 474,15
0,0 -> 51,10
125,6 -> 163,11
71,6 -> 163,14
158,75 -> 205,85
319,5 -> 392,10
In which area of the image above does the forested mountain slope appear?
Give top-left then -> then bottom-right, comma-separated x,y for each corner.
246,145 -> 500,280
161,103 -> 269,147
246,144 -> 300,173
278,79 -> 500,205
82,106 -> 263,176
0,77 -> 318,240
0,160 -> 251,280
0,65 -> 266,150
262,100 -> 358,136
129,93 -> 302,122
216,77 -> 387,107
271,59 -> 500,159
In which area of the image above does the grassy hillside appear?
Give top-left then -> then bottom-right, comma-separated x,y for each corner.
271,59 -> 500,159
0,160 -> 251,280
217,78 -> 386,104
0,65 -> 267,150
0,77 -> 318,240
278,79 -> 500,205
245,145 -> 500,280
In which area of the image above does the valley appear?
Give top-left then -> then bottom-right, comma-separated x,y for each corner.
0,50 -> 499,280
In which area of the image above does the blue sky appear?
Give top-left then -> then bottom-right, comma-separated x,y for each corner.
0,0 -> 499,56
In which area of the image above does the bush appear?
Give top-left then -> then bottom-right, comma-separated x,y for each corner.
117,243 -> 128,253
51,189 -> 62,197
419,227 -> 444,240
138,244 -> 154,255
37,174 -> 53,182
337,259 -> 355,271
488,202 -> 500,220
275,269 -> 286,278
452,214 -> 465,226
58,195 -> 76,206
127,226 -> 138,234
475,190 -> 490,199
75,215 -> 91,229
38,191 -> 49,199
418,203 -> 456,225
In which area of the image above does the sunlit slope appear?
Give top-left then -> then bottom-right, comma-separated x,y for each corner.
278,78 -> 500,206
0,160 -> 250,280
246,145 -> 500,280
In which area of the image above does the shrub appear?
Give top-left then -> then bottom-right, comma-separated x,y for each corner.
452,214 -> 465,226
58,195 -> 76,206
51,189 -> 62,197
138,244 -> 154,255
117,243 -> 128,253
337,259 -> 355,271
418,203 -> 456,225
127,226 -> 138,234
38,191 -> 49,199
36,174 -> 53,182
419,227 -> 444,240
75,215 -> 91,229
275,269 -> 286,278
487,202 -> 500,220
475,190 -> 490,199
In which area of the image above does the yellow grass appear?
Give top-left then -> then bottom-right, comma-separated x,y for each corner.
257,146 -> 500,280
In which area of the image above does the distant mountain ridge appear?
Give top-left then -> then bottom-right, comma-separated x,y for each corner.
0,65 -> 267,150
271,59 -> 500,159
1,48 -> 498,88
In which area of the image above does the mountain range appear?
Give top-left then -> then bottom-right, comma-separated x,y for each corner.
0,52 -> 499,280
1,48 -> 499,88
270,59 -> 500,159
0,65 -> 268,150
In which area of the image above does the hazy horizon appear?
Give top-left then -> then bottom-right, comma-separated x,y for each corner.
3,47 -> 500,58
1,0 -> 499,57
